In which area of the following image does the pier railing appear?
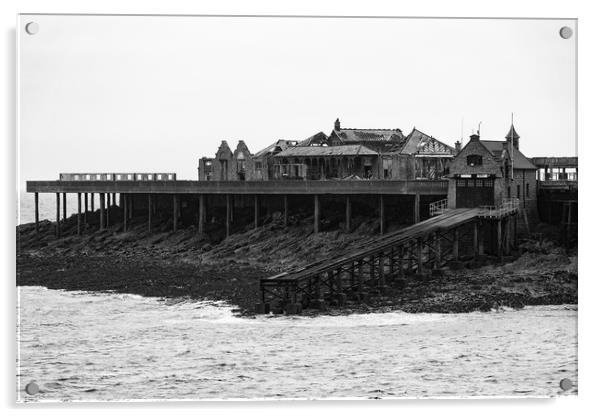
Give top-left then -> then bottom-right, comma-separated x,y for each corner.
59,173 -> 177,181
429,198 -> 448,217
478,198 -> 520,218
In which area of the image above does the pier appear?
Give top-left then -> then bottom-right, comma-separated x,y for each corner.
257,199 -> 520,314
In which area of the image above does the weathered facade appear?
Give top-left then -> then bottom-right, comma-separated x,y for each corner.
447,125 -> 537,218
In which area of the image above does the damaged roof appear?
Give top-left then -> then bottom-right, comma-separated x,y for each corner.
275,145 -> 378,158
331,128 -> 405,144
400,128 -> 455,156
481,140 -> 537,170
253,139 -> 299,158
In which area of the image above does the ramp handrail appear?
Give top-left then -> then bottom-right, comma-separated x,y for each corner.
429,198 -> 448,217
479,198 -> 520,218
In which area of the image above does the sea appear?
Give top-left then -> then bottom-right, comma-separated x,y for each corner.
16,287 -> 578,401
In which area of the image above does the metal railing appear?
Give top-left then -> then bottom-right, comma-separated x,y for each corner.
429,198 -> 448,217
59,173 -> 177,181
479,198 -> 520,218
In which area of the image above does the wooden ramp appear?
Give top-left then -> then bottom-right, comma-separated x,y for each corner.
258,203 -> 520,314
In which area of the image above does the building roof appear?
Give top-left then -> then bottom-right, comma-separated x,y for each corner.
253,139 -> 299,158
331,128 -> 405,144
399,128 -> 455,156
275,145 -> 378,158
297,131 -> 329,147
481,140 -> 537,170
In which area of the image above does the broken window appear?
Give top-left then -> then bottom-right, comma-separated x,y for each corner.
467,154 -> 483,167
382,158 -> 393,179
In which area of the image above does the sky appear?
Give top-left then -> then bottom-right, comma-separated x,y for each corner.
18,15 -> 576,185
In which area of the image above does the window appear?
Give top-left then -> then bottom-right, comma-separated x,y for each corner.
467,155 -> 483,167
255,161 -> 262,170
383,158 -> 393,179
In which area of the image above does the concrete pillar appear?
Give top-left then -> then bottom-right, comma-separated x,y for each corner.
147,194 -> 152,233
254,195 -> 259,229
99,193 -> 105,230
314,194 -> 320,234
283,195 -> 288,226
173,194 -> 178,232
77,193 -> 81,235
345,195 -> 351,233
123,194 -> 128,232
414,194 -> 421,224
55,193 -> 60,238
225,195 -> 231,237
84,193 -> 88,226
199,194 -> 206,235
62,193 -> 67,223
453,228 -> 459,260
34,192 -> 39,233
473,222 -> 479,258
497,219 -> 503,262
379,194 -> 385,235
105,193 -> 110,227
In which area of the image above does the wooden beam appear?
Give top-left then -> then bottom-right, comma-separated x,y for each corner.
91,193 -> 95,213
473,222 -> 479,258
417,237 -> 423,275
414,194 -> 421,224
497,219 -> 503,262
105,193 -> 110,227
453,228 -> 459,260
62,193 -> 67,223
123,194 -> 127,232
84,193 -> 88,226
379,194 -> 385,235
434,232 -> 441,268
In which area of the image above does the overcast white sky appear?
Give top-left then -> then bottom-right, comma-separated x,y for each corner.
18,15 -> 576,185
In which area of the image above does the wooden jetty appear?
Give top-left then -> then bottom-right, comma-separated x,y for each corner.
257,199 -> 520,314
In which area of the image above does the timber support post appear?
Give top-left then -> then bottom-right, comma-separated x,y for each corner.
77,193 -> 81,235
345,195 -> 351,233
123,194 -> 128,232
497,219 -> 503,262
84,193 -> 88,226
434,232 -> 441,269
91,193 -> 95,213
417,237 -> 423,275
34,192 -> 39,233
314,194 -> 320,234
105,193 -> 110,227
55,192 -> 60,238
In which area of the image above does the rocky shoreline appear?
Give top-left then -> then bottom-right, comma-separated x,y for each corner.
16,213 -> 577,316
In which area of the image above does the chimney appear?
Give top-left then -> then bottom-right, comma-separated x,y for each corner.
454,140 -> 462,155
469,133 -> 480,142
334,118 -> 341,131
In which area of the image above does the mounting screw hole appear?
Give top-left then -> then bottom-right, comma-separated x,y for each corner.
559,26 -> 573,39
25,22 -> 39,35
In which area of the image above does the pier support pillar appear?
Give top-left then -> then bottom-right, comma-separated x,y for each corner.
414,194 -> 421,224
513,214 -> 518,248
314,194 -> 320,234
345,195 -> 351,233
225,195 -> 231,237
147,194 -> 152,233
55,192 -> 60,238
378,253 -> 385,286
497,219 -> 503,262
399,245 -> 405,279
379,195 -> 385,235
84,193 -> 88,226
91,193 -> 95,213
62,193 -> 67,223
434,232 -> 441,268
505,219 -> 511,255
453,228 -> 459,260
473,222 -> 479,258
198,194 -> 206,235
34,192 -> 39,233
105,193 -> 110,227
123,194 -> 128,232
172,195 -> 178,232
254,195 -> 259,229
283,195 -> 288,226
77,193 -> 81,235
99,193 -> 105,230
